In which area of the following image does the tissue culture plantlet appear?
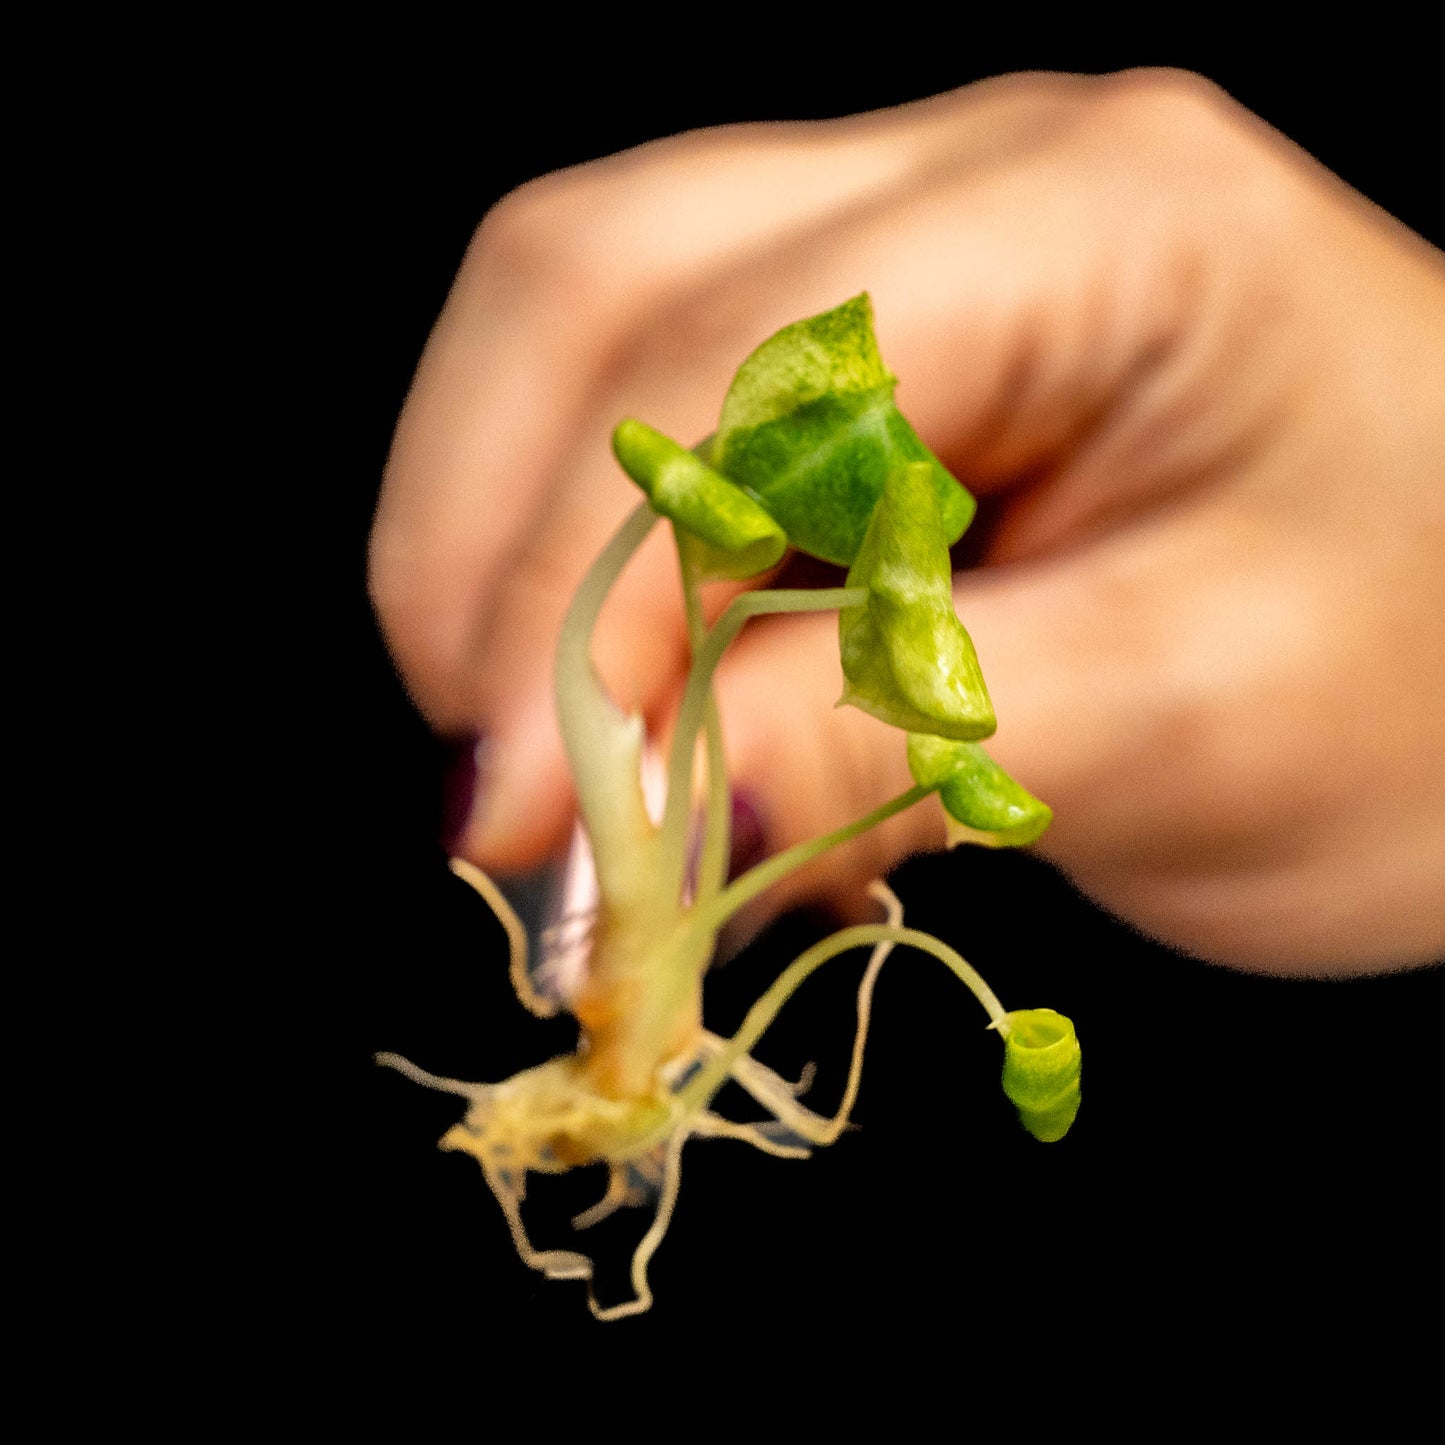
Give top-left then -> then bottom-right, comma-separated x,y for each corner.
379,296 -> 1081,1320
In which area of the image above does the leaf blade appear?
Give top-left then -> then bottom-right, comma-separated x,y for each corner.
839,462 -> 995,740
710,295 -> 974,565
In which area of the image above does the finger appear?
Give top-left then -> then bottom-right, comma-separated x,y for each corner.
955,495 -> 1443,973
703,490 -> 1284,948
426,72 -> 1445,978
446,71 -> 1283,879
433,79 -> 1101,865
369,76 -> 1086,734
704,504 -> 1212,930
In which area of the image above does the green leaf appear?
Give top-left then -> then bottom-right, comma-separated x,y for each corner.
715,291 -> 893,432
1001,1008 -> 1081,1143
708,295 -> 974,565
838,462 -> 995,740
612,420 -> 788,581
906,733 -> 1052,848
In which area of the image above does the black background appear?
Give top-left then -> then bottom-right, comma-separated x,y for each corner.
280,33 -> 1442,1391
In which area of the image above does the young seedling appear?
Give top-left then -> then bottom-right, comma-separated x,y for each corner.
378,296 -> 1081,1319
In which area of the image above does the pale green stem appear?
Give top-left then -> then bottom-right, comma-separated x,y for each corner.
554,503 -> 660,900
672,922 -> 1008,1118
657,585 -> 868,903
694,696 -> 731,906
673,533 -> 732,909
685,782 -> 932,941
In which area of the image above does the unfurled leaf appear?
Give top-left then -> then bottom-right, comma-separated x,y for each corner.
1000,1009 -> 1081,1143
839,462 -> 995,740
613,419 -> 787,581
906,732 -> 1052,847
707,295 -> 974,565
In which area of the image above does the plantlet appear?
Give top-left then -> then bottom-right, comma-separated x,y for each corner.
378,296 -> 1081,1319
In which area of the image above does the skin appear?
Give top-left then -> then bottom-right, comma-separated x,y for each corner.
370,69 -> 1445,977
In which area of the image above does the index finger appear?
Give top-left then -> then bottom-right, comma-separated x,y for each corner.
368,79 -> 1086,735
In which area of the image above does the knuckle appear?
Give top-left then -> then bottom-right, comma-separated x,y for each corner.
467,174 -> 571,278
974,69 -> 1098,108
1084,66 -> 1233,125
1074,66 -> 1263,168
1066,67 -> 1307,233
463,171 -> 621,323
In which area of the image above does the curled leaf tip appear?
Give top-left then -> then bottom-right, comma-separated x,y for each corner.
906,733 -> 1051,848
612,419 -> 787,580
1001,1008 -> 1081,1142
709,298 -> 974,565
839,463 -> 995,740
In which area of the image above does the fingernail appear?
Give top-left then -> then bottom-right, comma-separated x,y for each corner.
727,788 -> 770,882
440,733 -> 488,852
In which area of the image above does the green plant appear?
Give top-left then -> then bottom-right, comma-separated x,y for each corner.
378,296 -> 1080,1319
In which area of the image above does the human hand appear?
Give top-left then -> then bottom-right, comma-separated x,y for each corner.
369,69 -> 1445,976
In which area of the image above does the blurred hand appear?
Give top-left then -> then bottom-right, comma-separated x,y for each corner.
370,69 -> 1445,975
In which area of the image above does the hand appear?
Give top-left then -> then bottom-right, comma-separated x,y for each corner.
369,69 -> 1445,976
